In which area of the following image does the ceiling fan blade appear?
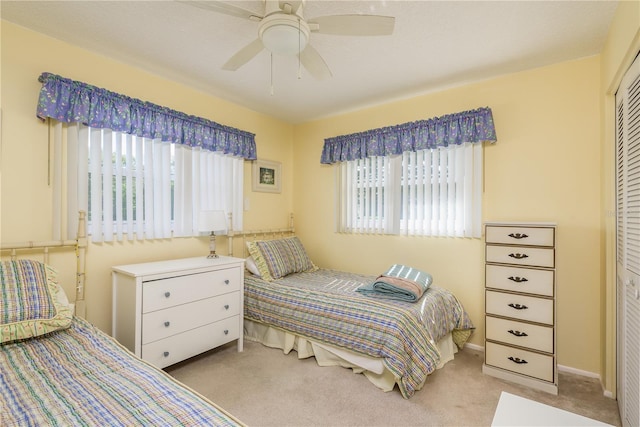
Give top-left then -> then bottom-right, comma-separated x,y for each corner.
222,39 -> 265,71
309,15 -> 395,36
178,1 -> 263,21
299,45 -> 332,80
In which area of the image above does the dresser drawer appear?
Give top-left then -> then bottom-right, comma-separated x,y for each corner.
486,245 -> 554,268
142,316 -> 240,369
485,342 -> 554,382
486,225 -> 555,247
486,290 -> 553,325
142,292 -> 240,344
486,316 -> 553,353
142,267 -> 241,313
485,264 -> 554,297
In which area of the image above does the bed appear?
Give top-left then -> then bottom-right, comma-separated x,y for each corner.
0,213 -> 244,426
231,224 -> 475,399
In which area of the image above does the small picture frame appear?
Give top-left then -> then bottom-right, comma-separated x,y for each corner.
252,159 -> 281,193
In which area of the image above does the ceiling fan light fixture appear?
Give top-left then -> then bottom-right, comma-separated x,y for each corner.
259,15 -> 309,56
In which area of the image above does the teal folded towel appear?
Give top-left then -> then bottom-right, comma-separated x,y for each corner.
357,264 -> 432,302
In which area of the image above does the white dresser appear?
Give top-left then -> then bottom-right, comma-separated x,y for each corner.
112,256 -> 245,369
482,223 -> 558,394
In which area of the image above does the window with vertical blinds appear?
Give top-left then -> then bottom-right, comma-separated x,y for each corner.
39,73 -> 253,242
51,122 -> 244,242
339,156 -> 392,234
338,142 -> 482,237
325,107 -> 494,238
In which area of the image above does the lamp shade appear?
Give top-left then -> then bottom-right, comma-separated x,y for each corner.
198,210 -> 227,234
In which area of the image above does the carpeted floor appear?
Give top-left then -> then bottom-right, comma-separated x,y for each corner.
166,340 -> 621,427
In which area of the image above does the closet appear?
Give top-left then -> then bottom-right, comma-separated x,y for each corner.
615,52 -> 640,427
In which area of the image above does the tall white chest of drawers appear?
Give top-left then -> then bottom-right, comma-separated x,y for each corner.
483,223 -> 558,395
112,256 -> 245,369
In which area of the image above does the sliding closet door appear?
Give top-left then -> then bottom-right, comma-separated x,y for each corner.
616,52 -> 640,427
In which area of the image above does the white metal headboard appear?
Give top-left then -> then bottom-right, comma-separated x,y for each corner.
227,213 -> 295,258
0,211 -> 88,317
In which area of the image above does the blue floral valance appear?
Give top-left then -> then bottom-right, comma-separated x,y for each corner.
321,107 -> 496,164
36,72 -> 257,160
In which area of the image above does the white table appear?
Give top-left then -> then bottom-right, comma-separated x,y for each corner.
492,392 -> 613,426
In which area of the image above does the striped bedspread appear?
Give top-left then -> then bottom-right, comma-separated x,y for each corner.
0,317 -> 243,427
244,269 -> 474,399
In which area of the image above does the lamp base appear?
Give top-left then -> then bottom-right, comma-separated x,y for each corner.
207,233 -> 219,258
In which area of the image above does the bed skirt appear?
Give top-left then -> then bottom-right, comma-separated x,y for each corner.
244,318 -> 457,393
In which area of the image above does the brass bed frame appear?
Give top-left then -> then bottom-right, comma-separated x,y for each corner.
227,213 -> 295,257
0,211 -> 88,317
0,210 -> 288,318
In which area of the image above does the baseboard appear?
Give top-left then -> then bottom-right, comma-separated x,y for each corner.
558,364 -> 600,379
557,365 -> 616,400
466,344 -> 614,399
463,342 -> 484,352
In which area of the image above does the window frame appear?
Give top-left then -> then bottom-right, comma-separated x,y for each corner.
337,143 -> 482,238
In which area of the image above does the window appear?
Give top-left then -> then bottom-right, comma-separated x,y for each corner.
337,143 -> 482,237
39,72 -> 255,242
321,107 -> 495,238
52,122 -> 244,242
338,156 -> 391,234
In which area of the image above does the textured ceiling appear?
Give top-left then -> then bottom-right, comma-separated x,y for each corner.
1,0 -> 619,124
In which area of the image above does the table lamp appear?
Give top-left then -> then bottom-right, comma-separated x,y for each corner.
198,210 -> 228,258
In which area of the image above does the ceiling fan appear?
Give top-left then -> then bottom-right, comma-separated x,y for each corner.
182,0 -> 395,80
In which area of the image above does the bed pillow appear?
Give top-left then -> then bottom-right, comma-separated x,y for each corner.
0,260 -> 73,344
246,236 -> 318,281
245,256 -> 262,277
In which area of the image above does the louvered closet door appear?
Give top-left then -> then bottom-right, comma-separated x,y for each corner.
616,52 -> 640,427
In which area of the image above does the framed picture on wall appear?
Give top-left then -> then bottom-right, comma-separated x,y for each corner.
252,159 -> 281,193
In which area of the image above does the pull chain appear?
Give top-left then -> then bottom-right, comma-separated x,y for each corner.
297,18 -> 302,79
270,52 -> 274,96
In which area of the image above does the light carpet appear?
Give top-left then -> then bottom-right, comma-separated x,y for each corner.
166,341 -> 621,427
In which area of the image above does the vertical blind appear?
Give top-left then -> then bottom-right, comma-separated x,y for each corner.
332,107 -> 494,238
339,156 -> 392,234
399,143 -> 482,237
52,122 -> 243,242
40,73 -> 251,241
339,143 -> 482,237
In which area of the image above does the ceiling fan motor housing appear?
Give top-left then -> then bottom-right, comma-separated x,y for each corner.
259,14 -> 310,55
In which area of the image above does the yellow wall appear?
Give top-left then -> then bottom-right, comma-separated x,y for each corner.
1,21 -> 294,332
294,57 -> 602,374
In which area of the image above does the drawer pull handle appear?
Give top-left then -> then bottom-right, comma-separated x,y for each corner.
508,233 -> 529,240
508,303 -> 528,310
224,279 -> 230,285
508,356 -> 528,364
224,329 -> 229,335
508,329 -> 528,337
163,351 -> 170,358
164,291 -> 171,298
508,253 -> 529,260
508,276 -> 528,283
224,304 -> 230,310
164,321 -> 170,327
